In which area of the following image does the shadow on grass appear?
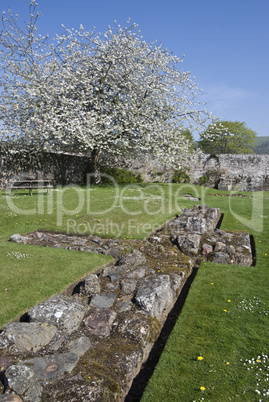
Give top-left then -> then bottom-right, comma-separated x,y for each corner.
250,234 -> 256,266
125,266 -> 199,402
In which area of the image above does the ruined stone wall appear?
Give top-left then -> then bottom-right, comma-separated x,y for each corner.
188,153 -> 269,191
218,154 -> 269,191
0,145 -> 268,191
104,152 -> 269,191
188,153 -> 268,179
0,147 -> 90,185
0,205 -> 253,401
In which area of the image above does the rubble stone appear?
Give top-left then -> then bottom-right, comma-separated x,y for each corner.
5,365 -> 38,395
215,241 -> 226,251
117,311 -> 155,346
67,336 -> 92,356
117,249 -> 147,266
120,279 -> 137,294
22,353 -> 79,380
9,234 -> 28,244
85,309 -> 116,338
202,244 -> 213,255
27,295 -> 87,335
135,275 -> 174,319
213,252 -> 230,264
0,322 -> 57,353
2,204 -> 254,401
80,274 -> 101,296
90,293 -> 116,309
177,233 -> 201,255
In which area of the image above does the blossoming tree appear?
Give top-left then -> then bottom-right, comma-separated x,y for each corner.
0,1 -> 211,184
198,120 -> 257,154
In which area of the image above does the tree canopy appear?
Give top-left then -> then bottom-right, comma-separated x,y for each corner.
0,1 -> 211,183
198,120 -> 257,154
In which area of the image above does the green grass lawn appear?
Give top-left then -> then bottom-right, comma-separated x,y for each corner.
0,183 -> 196,326
141,189 -> 269,401
1,183 -> 269,400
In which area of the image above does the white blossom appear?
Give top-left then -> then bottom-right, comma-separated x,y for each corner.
0,1 -> 213,183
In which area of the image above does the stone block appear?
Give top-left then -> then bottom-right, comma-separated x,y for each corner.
108,273 -> 121,282
81,274 -> 101,296
186,216 -> 208,234
213,252 -> 230,264
117,249 -> 146,266
27,295 -> 87,335
135,275 -> 174,318
116,300 -> 133,312
177,233 -> 201,255
202,243 -> 213,255
90,293 -> 116,309
22,353 -> 79,380
85,308 -> 116,338
0,322 -> 57,353
127,267 -> 146,280
120,279 -> 137,294
215,241 -> 226,252
117,311 -> 154,346
5,365 -> 39,395
9,234 -> 28,244
67,336 -> 92,357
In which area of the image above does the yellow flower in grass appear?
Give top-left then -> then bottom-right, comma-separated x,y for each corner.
197,356 -> 204,361
200,386 -> 206,391
223,309 -> 227,312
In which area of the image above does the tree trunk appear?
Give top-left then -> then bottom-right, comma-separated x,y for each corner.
91,148 -> 101,185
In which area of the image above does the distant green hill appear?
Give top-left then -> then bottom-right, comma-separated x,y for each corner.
254,136 -> 269,154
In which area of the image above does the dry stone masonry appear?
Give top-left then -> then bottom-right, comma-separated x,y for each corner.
1,145 -> 269,191
0,205 -> 253,401
182,153 -> 269,191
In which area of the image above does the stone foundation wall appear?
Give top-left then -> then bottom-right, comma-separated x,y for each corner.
0,205 -> 253,401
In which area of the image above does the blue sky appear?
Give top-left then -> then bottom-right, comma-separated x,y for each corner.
2,0 -> 269,138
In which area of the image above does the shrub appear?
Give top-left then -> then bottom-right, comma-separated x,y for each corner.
172,169 -> 190,183
199,169 -> 222,187
100,166 -> 143,184
199,175 -> 210,185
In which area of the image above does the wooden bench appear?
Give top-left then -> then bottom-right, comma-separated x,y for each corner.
7,179 -> 52,196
